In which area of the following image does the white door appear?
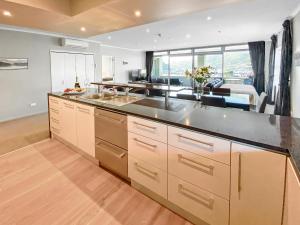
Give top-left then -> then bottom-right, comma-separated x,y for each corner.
230,143 -> 286,225
75,54 -> 86,88
85,54 -> 95,86
64,53 -> 76,89
50,52 -> 65,92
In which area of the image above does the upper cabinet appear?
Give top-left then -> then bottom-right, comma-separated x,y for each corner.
50,52 -> 95,92
283,158 -> 300,225
230,143 -> 286,225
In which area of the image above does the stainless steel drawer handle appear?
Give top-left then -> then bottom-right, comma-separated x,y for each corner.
134,138 -> 157,150
133,122 -> 157,130
64,103 -> 74,109
237,152 -> 242,199
96,142 -> 126,159
51,126 -> 60,133
77,106 -> 90,114
50,108 -> 59,114
134,162 -> 158,180
178,184 -> 214,209
178,154 -> 214,176
50,117 -> 60,124
177,134 -> 214,149
95,113 -> 125,124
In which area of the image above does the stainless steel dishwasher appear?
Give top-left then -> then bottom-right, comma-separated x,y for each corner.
94,108 -> 128,179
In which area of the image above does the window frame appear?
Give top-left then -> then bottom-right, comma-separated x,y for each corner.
151,43 -> 252,86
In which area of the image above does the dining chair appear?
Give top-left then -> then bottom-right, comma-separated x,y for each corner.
256,92 -> 268,113
212,87 -> 231,96
201,96 -> 226,108
177,94 -> 197,101
203,87 -> 210,95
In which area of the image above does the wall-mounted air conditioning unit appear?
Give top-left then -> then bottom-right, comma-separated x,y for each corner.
61,38 -> 89,49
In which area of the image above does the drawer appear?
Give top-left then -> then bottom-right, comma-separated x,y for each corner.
49,107 -> 60,118
75,103 -> 94,116
168,175 -> 229,225
129,156 -> 167,198
49,96 -> 61,109
168,126 -> 231,165
50,126 -> 61,136
128,132 -> 167,171
49,116 -> 61,129
128,116 -> 167,143
95,139 -> 128,179
168,145 -> 230,199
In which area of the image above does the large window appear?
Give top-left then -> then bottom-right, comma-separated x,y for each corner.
170,56 -> 193,77
152,55 -> 169,78
151,44 -> 254,87
223,50 -> 253,84
194,54 -> 223,78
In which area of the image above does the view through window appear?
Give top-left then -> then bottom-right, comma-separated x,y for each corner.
151,44 -> 254,88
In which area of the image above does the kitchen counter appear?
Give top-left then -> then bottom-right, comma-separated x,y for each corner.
48,91 -> 300,177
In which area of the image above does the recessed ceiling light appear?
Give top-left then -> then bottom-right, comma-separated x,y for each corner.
185,34 -> 191,39
3,10 -> 12,17
146,28 -> 150,33
80,27 -> 86,32
134,10 -> 141,17
107,36 -> 112,40
207,16 -> 212,21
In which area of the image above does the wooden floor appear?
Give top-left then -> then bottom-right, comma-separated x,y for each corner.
0,113 -> 49,156
0,139 -> 192,225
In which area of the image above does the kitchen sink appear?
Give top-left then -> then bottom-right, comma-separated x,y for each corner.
82,93 -> 142,106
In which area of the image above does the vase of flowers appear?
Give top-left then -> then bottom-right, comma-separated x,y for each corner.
185,66 -> 213,98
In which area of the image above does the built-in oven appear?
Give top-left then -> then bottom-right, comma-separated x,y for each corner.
94,108 -> 128,179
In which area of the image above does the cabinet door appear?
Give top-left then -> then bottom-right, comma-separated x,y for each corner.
50,52 -> 65,92
230,143 -> 286,225
283,158 -> 300,225
64,53 -> 76,89
75,54 -> 86,87
61,100 -> 77,145
76,103 -> 95,157
85,54 -> 95,84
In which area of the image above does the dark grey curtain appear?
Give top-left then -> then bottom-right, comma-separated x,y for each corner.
146,51 -> 154,82
266,35 -> 277,104
274,20 -> 293,116
248,41 -> 266,95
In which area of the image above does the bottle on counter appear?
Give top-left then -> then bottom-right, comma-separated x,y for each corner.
74,76 -> 81,89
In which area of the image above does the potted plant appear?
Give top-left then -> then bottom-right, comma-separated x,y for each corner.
185,66 -> 213,96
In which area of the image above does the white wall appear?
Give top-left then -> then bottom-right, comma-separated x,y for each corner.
100,45 -> 145,83
291,11 -> 300,118
0,29 -> 101,122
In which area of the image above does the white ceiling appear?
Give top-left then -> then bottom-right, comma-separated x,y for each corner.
90,0 -> 300,51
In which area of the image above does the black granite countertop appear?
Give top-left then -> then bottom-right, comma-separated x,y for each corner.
48,91 -> 300,177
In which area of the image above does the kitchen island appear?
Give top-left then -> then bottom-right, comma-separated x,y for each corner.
48,90 -> 300,225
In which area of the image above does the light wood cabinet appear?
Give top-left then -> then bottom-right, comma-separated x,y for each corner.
49,97 -> 96,158
76,104 -> 95,157
168,174 -> 229,225
129,156 -> 167,198
168,145 -> 230,200
283,158 -> 300,225
61,100 -> 77,146
230,143 -> 286,225
128,116 -> 167,143
168,126 -> 231,165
